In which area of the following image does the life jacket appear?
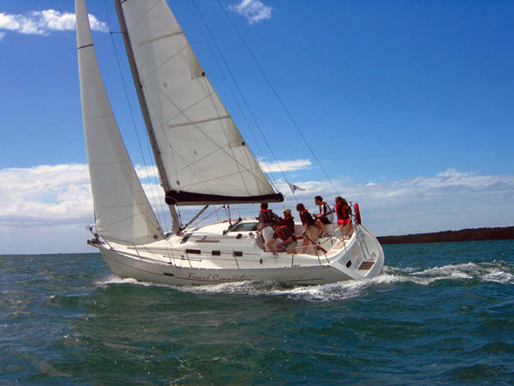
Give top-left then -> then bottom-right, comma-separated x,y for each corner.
276,225 -> 296,241
276,225 -> 289,241
301,210 -> 316,227
336,202 -> 351,220
260,209 -> 275,225
318,202 -> 334,221
318,202 -> 333,215
282,215 -> 295,233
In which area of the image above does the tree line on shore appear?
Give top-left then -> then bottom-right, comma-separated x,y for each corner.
377,226 -> 514,244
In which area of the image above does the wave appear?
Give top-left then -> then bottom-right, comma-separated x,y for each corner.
181,279 -> 374,302
95,261 -> 513,302
388,261 -> 514,285
95,275 -> 173,289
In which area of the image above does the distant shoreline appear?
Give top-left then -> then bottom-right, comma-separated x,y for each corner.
377,226 -> 514,244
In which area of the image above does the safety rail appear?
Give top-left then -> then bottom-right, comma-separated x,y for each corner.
91,226 -> 347,271
353,224 -> 375,261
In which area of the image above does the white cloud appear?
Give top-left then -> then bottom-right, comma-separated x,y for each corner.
272,168 -> 514,236
0,164 -> 512,254
259,158 -> 312,173
436,168 -> 470,178
0,31 -> 5,41
0,164 -> 92,222
134,164 -> 159,180
0,163 -> 171,254
228,0 -> 272,24
0,9 -> 108,37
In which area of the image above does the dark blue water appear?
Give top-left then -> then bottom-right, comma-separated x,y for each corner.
1,241 -> 513,384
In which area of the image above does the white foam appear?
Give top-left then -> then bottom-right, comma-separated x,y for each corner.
403,261 -> 513,285
96,275 -> 140,286
94,260 -> 513,301
483,270 -> 514,284
413,262 -> 481,277
95,275 -> 171,288
174,279 -> 373,302
177,273 -> 420,302
450,271 -> 473,279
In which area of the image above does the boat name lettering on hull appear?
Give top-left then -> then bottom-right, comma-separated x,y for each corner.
187,273 -> 249,282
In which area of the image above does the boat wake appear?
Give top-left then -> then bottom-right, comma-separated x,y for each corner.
95,260 -> 512,302
189,260 -> 512,300
386,260 -> 514,285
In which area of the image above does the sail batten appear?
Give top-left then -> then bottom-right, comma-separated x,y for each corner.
138,31 -> 184,46
76,0 -> 164,244
118,0 -> 283,206
167,115 -> 231,129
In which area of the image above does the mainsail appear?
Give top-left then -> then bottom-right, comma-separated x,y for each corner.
115,0 -> 284,206
76,0 -> 164,244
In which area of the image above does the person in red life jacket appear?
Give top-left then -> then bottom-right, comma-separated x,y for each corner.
313,195 -> 334,236
296,203 -> 318,254
267,222 -> 298,254
335,196 -> 352,238
258,203 -> 277,250
281,208 -> 295,234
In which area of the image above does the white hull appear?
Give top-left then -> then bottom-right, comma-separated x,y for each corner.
93,220 -> 384,286
76,1 -> 386,287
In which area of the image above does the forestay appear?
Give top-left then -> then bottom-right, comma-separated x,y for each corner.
117,0 -> 283,206
76,0 -> 164,244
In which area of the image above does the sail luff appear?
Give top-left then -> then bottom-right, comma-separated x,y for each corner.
76,0 -> 165,244
114,0 -> 182,234
118,0 -> 284,206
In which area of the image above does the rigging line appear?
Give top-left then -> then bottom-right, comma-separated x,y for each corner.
191,0 -> 291,196
145,89 -> 260,189
199,75 -> 251,195
216,0 -> 340,197
149,83 -> 270,189
190,205 -> 224,228
190,5 -> 271,199
103,0 -> 171,231
189,3 -> 270,183
199,36 -> 267,160
138,61 -> 257,181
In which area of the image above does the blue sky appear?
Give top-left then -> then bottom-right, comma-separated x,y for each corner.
0,0 -> 513,254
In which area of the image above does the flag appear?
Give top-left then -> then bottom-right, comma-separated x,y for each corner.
288,183 -> 305,193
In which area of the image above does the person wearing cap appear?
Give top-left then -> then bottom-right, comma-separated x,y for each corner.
282,208 -> 295,234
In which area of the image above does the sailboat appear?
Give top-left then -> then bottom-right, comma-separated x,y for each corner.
75,0 -> 385,285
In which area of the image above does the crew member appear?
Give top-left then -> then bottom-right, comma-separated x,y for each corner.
258,203 -> 277,250
296,203 -> 318,254
282,208 -> 295,234
313,195 -> 334,236
267,222 -> 298,254
335,196 -> 352,238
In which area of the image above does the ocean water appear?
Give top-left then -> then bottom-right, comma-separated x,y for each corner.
1,241 -> 513,385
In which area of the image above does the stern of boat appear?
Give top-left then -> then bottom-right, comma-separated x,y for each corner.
326,224 -> 385,280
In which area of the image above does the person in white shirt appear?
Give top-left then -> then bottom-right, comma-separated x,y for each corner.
258,203 -> 277,250
313,195 -> 334,236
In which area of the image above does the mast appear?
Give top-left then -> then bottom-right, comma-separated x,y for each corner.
114,0 -> 181,234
